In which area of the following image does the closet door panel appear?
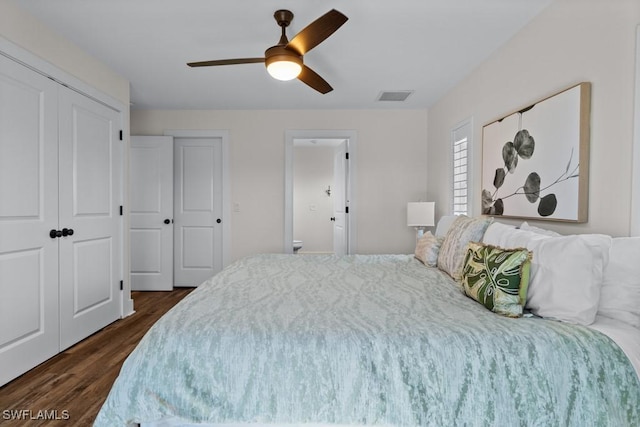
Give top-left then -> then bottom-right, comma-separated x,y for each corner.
0,56 -> 59,386
58,87 -> 121,350
130,136 -> 174,291
173,138 -> 223,286
73,108 -> 112,216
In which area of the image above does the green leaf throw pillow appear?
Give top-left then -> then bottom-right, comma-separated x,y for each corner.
460,242 -> 532,318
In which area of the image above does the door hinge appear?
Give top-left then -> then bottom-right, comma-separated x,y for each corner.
345,152 -> 349,160
119,205 -> 123,216
346,206 -> 349,214
119,130 -> 123,141
120,280 -> 123,290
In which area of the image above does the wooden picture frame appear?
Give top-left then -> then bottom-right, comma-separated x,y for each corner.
481,82 -> 591,222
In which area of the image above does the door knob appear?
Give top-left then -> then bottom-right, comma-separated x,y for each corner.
61,228 -> 74,237
164,219 -> 171,224
216,218 -> 222,224
330,217 -> 336,222
50,229 -> 62,238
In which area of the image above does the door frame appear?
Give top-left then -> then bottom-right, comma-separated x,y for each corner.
285,130 -> 358,254
164,129 -> 231,269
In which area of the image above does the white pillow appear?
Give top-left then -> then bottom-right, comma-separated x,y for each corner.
483,222 -> 549,248
434,215 -> 458,238
519,221 -> 561,237
482,222 -> 517,244
483,224 -> 611,325
599,237 -> 640,329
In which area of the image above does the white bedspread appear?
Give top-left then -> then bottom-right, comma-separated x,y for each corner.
588,315 -> 640,379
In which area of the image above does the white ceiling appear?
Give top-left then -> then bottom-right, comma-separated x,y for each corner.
13,0 -> 554,110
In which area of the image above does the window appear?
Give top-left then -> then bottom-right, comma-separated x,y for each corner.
452,136 -> 468,215
451,119 -> 472,216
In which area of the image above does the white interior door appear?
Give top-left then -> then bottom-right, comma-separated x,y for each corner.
174,137 -> 223,286
130,136 -> 174,291
57,87 -> 121,350
0,56 -> 60,385
333,141 -> 348,256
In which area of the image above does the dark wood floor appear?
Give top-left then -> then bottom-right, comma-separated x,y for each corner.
0,288 -> 193,427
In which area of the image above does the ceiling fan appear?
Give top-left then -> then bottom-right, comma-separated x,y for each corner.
187,9 -> 348,94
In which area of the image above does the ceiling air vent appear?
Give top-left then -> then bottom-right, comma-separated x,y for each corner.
377,90 -> 414,102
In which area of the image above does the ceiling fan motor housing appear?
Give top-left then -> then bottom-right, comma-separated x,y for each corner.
265,46 -> 302,67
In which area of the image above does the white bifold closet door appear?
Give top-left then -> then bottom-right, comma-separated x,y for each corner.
0,55 -> 122,385
57,87 -> 121,351
0,54 -> 60,386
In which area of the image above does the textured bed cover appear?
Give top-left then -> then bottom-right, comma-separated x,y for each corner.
588,315 -> 640,379
95,254 -> 640,426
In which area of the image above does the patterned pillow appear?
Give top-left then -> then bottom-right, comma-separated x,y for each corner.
437,215 -> 493,280
414,231 -> 443,267
460,242 -> 532,318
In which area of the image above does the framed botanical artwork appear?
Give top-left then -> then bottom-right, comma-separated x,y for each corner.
481,82 -> 591,222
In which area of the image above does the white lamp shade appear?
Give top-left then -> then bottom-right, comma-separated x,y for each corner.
407,202 -> 435,227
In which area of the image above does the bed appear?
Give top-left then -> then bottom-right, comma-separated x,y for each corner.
95,249 -> 640,426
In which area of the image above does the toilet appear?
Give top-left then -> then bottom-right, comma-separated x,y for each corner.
293,240 -> 303,253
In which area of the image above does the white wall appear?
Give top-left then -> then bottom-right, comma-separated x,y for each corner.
427,0 -> 640,237
294,146 -> 334,253
131,109 -> 429,260
0,0 -> 129,105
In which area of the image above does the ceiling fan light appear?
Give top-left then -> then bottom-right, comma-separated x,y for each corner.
265,46 -> 303,81
266,59 -> 302,81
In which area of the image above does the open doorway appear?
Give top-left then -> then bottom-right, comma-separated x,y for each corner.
284,130 -> 357,255
293,139 -> 345,255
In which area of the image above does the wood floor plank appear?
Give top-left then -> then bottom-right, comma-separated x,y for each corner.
0,288 -> 193,426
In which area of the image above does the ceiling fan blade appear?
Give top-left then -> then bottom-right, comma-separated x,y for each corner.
187,58 -> 265,67
298,65 -> 333,94
287,9 -> 348,55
